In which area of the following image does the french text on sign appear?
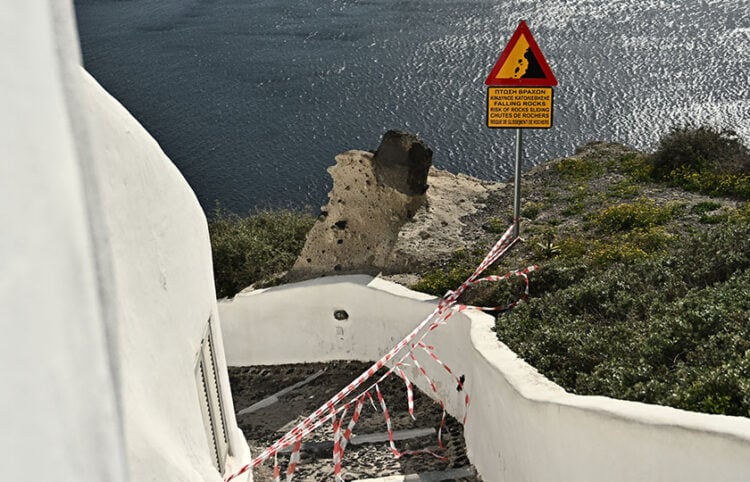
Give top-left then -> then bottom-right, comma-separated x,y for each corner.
486,87 -> 553,129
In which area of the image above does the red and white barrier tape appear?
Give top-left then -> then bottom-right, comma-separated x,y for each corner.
333,395 -> 365,481
459,265 -> 538,313
413,341 -> 472,429
395,365 -> 415,420
271,453 -> 280,482
225,224 -> 527,482
407,351 -> 447,449
284,436 -> 302,482
374,384 -> 399,457
332,403 -> 349,481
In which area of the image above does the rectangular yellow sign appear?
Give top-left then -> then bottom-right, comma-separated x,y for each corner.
487,87 -> 553,129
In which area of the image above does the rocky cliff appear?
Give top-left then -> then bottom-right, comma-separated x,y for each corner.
286,131 -> 503,281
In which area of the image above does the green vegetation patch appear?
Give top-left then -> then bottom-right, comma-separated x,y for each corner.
209,208 -> 314,298
411,126 -> 750,417
521,201 -> 545,220
496,222 -> 750,416
554,155 -> 605,181
668,168 -> 750,199
690,201 -> 722,215
594,199 -> 676,233
648,126 -> 750,199
411,248 -> 483,297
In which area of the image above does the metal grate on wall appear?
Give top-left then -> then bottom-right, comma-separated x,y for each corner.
195,319 -> 229,474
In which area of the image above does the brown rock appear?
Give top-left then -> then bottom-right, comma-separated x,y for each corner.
285,131 -> 503,282
285,147 -> 426,281
373,130 -> 432,195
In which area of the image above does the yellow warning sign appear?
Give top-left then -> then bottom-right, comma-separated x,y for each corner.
495,35 -> 533,80
487,87 -> 553,129
485,20 -> 558,87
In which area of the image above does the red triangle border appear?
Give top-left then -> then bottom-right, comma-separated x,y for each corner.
485,20 -> 558,87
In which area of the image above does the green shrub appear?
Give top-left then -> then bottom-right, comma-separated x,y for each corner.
668,168 -> 750,199
557,236 -> 588,260
554,156 -> 604,180
411,249 -> 481,297
730,202 -> 750,222
549,227 -> 670,268
561,203 -> 585,217
619,153 -> 653,181
521,201 -> 545,220
607,179 -> 642,199
690,201 -> 722,215
649,126 -> 750,180
496,222 -> 750,416
411,266 -> 472,297
700,213 -> 729,224
594,199 -> 675,233
623,226 -> 673,252
561,184 -> 593,217
209,208 -> 314,298
588,240 -> 648,265
509,258 -> 591,298
486,216 -> 511,234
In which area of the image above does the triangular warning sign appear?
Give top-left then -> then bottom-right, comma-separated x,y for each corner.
485,20 -> 557,86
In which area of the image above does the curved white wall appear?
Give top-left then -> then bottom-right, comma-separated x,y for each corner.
79,70 -> 249,481
0,2 -> 127,480
220,275 -> 750,482
220,275 -> 436,366
1,2 -> 250,480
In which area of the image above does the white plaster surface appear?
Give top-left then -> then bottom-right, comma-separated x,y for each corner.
220,275 -> 750,482
79,70 -> 249,481
0,3 -> 127,480
1,2 -> 250,480
220,275 -> 436,366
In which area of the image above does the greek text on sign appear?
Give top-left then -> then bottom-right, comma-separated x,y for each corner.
487,87 -> 553,129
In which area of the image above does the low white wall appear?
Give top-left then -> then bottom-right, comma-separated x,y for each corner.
220,275 -> 435,366
220,275 -> 750,482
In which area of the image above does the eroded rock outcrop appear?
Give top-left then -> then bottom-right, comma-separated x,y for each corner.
287,131 -> 503,281
373,130 -> 432,196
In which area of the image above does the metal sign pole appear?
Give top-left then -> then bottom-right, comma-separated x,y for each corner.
485,20 -> 556,240
512,128 -> 523,238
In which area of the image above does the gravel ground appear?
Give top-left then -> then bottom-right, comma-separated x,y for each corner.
229,361 -> 481,481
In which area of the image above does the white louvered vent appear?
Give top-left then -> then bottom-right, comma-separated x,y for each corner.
195,319 -> 229,474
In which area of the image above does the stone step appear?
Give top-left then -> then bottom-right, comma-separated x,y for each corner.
279,427 -> 436,454
352,466 -> 477,481
237,369 -> 326,415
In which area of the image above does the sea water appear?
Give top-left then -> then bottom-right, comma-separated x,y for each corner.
75,0 -> 750,215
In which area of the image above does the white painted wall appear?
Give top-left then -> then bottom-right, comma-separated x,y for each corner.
220,275 -> 750,482
1,2 -> 250,480
79,69 -> 249,481
0,2 -> 127,480
220,275 -> 436,366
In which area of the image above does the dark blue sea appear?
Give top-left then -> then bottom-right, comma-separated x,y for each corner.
74,0 -> 749,216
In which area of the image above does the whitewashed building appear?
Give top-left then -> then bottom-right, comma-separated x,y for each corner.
0,2 -> 251,480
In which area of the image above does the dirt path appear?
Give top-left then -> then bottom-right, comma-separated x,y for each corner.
229,361 -> 481,481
